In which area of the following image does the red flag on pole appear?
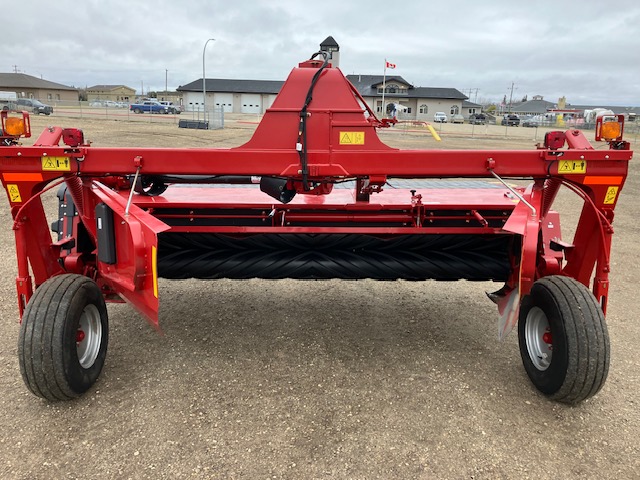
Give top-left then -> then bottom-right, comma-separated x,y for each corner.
385,61 -> 396,69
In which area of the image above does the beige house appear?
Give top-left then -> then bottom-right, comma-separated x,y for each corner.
346,75 -> 467,122
0,73 -> 78,102
87,85 -> 136,102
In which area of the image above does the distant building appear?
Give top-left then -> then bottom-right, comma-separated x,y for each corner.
462,100 -> 482,119
347,74 -> 467,122
178,36 -> 467,120
509,95 -> 640,120
87,85 -> 136,102
509,95 -> 556,115
177,79 -> 284,114
0,73 -> 78,102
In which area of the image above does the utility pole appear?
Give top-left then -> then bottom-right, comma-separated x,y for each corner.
508,82 -> 515,113
12,65 -> 18,73
165,69 -> 168,101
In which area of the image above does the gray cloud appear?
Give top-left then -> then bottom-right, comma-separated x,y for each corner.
6,0 -> 639,105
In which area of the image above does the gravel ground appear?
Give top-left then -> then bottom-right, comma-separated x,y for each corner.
0,115 -> 638,479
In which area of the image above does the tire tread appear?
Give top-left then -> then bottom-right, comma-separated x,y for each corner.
526,276 -> 609,404
18,274 -> 107,401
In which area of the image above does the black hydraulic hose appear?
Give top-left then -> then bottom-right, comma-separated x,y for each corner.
297,51 -> 330,191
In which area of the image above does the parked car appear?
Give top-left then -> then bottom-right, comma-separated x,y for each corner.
450,114 -> 464,124
521,115 -> 539,128
532,114 -> 554,126
468,113 -> 487,125
501,114 -> 520,126
0,91 -> 18,111
16,98 -> 53,115
129,100 -> 169,114
433,112 -> 448,123
159,101 -> 182,114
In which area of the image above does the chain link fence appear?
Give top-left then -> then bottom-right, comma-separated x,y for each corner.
19,100 -> 224,129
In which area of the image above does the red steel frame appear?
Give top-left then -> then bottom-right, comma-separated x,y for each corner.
0,59 -> 632,328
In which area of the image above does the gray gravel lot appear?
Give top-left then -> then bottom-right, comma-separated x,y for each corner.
0,116 -> 638,479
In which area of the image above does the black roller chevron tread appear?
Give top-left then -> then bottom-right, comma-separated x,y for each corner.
158,233 -> 514,281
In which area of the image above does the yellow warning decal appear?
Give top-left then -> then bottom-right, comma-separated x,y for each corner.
41,156 -> 71,171
7,184 -> 22,203
339,131 -> 365,145
152,245 -> 158,298
604,186 -> 619,205
558,159 -> 586,174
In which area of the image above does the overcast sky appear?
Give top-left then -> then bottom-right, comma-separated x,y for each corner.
6,0 -> 639,106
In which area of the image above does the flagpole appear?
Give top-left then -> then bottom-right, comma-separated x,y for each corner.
381,59 -> 387,118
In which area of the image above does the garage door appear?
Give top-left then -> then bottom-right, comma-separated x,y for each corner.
213,93 -> 233,113
241,94 -> 262,114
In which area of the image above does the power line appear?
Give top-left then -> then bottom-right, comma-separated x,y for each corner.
461,88 -> 479,103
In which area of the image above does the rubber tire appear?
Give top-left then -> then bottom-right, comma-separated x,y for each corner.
134,108 -> 142,114
518,276 -> 609,404
18,274 -> 109,401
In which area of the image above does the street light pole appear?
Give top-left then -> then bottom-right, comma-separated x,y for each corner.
202,38 -> 215,124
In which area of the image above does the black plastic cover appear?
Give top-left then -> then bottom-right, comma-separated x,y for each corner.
96,203 -> 116,264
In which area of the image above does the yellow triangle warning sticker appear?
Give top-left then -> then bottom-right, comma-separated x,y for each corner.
41,156 -> 71,171
604,186 -> 619,205
558,160 -> 586,174
339,131 -> 365,145
7,184 -> 22,203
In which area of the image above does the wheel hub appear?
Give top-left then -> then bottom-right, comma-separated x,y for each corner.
525,306 -> 553,371
76,304 -> 102,369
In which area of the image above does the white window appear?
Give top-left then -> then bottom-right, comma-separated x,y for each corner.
419,104 -> 428,114
450,105 -> 459,115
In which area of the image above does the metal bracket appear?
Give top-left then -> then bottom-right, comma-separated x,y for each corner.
125,156 -> 143,216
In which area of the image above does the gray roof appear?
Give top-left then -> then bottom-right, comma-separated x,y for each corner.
508,98 -> 639,115
177,79 -> 284,94
510,98 -> 557,114
87,84 -> 135,91
462,100 -> 482,108
346,74 -> 467,100
0,73 -> 77,91
570,104 -> 640,115
178,74 -> 467,101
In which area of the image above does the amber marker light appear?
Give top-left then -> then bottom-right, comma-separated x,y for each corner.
5,117 -> 25,136
595,114 -> 624,142
0,111 -> 31,138
600,121 -> 621,140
